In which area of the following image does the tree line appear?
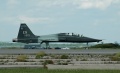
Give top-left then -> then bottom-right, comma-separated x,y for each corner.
90,43 -> 120,48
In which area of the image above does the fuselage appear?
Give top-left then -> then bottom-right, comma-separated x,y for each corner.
13,33 -> 102,43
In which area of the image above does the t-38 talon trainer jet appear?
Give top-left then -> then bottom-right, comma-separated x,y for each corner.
13,23 -> 102,49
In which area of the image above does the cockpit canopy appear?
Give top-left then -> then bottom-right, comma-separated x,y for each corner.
58,33 -> 84,37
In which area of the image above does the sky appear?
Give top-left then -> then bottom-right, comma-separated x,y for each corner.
0,0 -> 120,43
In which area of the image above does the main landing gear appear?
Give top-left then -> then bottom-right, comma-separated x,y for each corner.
40,42 -> 50,49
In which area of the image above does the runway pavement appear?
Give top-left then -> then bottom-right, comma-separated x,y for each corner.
1,64 -> 120,69
0,49 -> 120,54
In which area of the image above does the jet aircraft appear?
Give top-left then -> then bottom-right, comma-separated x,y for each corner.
13,23 -> 102,48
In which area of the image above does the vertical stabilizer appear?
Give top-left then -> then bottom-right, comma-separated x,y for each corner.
17,23 -> 35,39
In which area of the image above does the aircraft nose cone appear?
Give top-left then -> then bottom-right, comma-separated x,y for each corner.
95,39 -> 102,42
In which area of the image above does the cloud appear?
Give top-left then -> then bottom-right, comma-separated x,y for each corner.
0,16 -> 51,25
7,0 -> 18,5
73,0 -> 119,10
18,16 -> 51,24
0,16 -> 20,25
5,0 -> 120,11
118,11 -> 120,16
92,20 -> 100,26
36,0 -> 120,10
7,0 -> 19,9
36,0 -> 71,8
0,16 -> 12,22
